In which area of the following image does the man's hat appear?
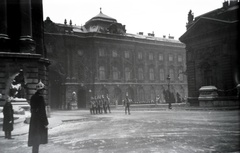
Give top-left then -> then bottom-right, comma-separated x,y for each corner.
36,80 -> 45,90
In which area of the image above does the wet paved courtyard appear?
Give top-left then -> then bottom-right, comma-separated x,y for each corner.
0,110 -> 239,153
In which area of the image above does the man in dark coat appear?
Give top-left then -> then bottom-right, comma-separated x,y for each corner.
105,94 -> 111,113
2,96 -> 14,139
124,94 -> 131,115
28,80 -> 48,153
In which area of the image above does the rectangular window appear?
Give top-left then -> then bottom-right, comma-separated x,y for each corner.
159,54 -> 163,61
113,67 -> 119,80
125,51 -> 130,58
149,68 -> 154,80
99,49 -> 105,57
149,53 -> 154,60
138,52 -> 143,60
112,50 -> 118,57
169,69 -> 174,81
160,69 -> 164,81
125,67 -> 131,80
178,69 -> 183,81
169,54 -> 173,62
178,55 -> 183,62
138,68 -> 144,80
99,66 -> 105,80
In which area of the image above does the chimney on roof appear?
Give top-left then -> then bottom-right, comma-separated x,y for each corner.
148,32 -> 155,37
168,34 -> 174,39
223,0 -> 229,8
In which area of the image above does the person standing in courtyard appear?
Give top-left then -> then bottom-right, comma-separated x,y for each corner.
124,93 -> 131,115
105,94 -> 111,113
28,81 -> 48,153
102,95 -> 107,114
2,96 -> 14,139
89,97 -> 95,115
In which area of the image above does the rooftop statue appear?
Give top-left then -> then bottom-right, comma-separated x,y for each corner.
188,10 -> 194,23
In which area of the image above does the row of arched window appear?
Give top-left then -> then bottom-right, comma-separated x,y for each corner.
99,66 -> 184,81
99,49 -> 184,62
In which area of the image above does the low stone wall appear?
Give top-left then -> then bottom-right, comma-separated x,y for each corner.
199,97 -> 239,107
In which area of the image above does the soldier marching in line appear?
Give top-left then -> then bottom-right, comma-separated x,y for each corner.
102,95 -> 107,114
105,94 -> 111,113
96,96 -> 102,114
99,96 -> 103,114
89,97 -> 95,115
95,96 -> 99,114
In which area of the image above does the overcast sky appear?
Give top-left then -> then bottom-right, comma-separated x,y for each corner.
43,0 -> 224,40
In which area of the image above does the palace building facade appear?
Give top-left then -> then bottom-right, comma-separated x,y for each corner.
44,10 -> 187,109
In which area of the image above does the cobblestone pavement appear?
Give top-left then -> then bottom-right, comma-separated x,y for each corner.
0,110 -> 239,153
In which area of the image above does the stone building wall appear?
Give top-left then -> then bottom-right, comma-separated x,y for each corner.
45,31 -> 187,109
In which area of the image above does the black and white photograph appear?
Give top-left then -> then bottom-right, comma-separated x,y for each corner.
0,0 -> 239,152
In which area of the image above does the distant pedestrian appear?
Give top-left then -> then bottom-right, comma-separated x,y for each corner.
96,96 -> 102,114
124,94 -> 131,115
28,81 -> 48,153
102,95 -> 107,114
2,96 -> 14,139
99,96 -> 103,114
93,96 -> 97,114
105,94 -> 111,113
89,97 -> 95,115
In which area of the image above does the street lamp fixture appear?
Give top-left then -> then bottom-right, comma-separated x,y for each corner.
167,75 -> 172,109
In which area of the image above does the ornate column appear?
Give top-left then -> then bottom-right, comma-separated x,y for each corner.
19,0 -> 35,53
0,0 -> 10,50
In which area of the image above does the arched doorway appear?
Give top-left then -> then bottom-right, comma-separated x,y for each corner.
150,86 -> 156,102
113,87 -> 122,105
49,71 -> 62,109
100,87 -> 109,97
126,87 -> 134,101
138,86 -> 145,103
77,89 -> 86,108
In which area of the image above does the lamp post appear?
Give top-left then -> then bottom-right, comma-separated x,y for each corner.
167,75 -> 172,109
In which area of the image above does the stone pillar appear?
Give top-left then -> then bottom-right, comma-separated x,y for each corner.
0,0 -> 9,39
19,0 -> 35,53
0,0 -> 10,51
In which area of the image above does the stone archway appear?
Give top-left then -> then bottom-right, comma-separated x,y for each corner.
126,87 -> 134,102
137,86 -> 145,103
100,86 -> 109,97
77,89 -> 86,108
113,87 -> 122,105
49,71 -> 62,109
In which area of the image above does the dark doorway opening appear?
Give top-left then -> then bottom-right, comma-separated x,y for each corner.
49,71 -> 62,109
78,89 -> 86,108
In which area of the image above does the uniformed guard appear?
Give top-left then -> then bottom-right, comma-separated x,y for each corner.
99,96 -> 103,114
105,94 -> 111,113
95,96 -> 99,114
102,95 -> 107,113
89,97 -> 94,114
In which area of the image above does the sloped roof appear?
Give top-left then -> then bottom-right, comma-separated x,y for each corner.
180,2 -> 239,42
179,17 -> 237,41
